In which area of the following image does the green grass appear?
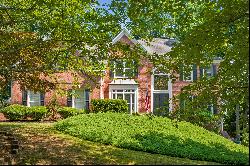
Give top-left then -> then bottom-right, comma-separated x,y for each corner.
0,122 -> 221,165
54,112 -> 249,165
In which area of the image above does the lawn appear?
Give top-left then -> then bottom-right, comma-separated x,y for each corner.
0,122 -> 221,165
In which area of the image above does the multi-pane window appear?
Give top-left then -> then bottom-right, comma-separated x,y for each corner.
152,69 -> 169,115
201,65 -> 213,78
113,61 -> 135,78
182,65 -> 193,81
68,89 -> 90,110
154,69 -> 168,90
28,91 -> 41,106
111,89 -> 135,114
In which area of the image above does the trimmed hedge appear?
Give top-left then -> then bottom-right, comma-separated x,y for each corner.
91,99 -> 128,113
57,107 -> 87,119
0,104 -> 27,120
26,106 -> 48,121
55,113 -> 249,165
0,104 -> 48,121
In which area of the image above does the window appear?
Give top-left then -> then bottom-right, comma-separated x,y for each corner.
182,65 -> 193,81
28,91 -> 41,106
113,61 -> 135,78
153,70 -> 168,90
201,65 -> 213,78
152,69 -> 170,115
111,89 -> 136,114
68,89 -> 90,110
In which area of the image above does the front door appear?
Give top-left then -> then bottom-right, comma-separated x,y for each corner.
153,93 -> 169,116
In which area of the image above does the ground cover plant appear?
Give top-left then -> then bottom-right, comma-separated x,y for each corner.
0,122 -> 220,165
55,112 -> 249,165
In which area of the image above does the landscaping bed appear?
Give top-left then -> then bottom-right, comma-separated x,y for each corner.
55,112 -> 249,165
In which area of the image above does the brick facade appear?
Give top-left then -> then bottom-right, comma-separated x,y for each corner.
10,30 -> 220,114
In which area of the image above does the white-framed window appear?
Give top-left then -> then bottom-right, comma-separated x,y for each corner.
202,65 -> 213,78
182,65 -> 193,81
111,89 -> 136,114
70,89 -> 90,109
151,69 -> 172,115
113,61 -> 134,78
27,91 -> 41,107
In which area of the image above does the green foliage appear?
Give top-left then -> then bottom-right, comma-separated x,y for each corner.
241,130 -> 249,147
0,104 -> 26,120
54,112 -> 249,165
26,106 -> 48,121
0,104 -> 48,121
57,107 -> 87,119
91,99 -> 128,113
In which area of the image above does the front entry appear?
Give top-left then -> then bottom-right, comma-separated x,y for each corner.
109,84 -> 138,114
153,93 -> 169,116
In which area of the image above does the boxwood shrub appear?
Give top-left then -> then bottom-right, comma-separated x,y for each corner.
26,106 -> 48,121
0,104 -> 48,121
0,104 -> 27,120
91,99 -> 128,113
57,107 -> 87,119
54,113 -> 249,165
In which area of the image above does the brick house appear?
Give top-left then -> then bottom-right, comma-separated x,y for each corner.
10,29 -> 220,115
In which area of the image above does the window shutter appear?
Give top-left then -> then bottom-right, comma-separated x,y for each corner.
133,61 -> 139,78
85,89 -> 90,110
179,65 -> 183,81
213,105 -> 218,114
22,90 -> 27,106
109,60 -> 114,78
199,67 -> 204,78
40,93 -> 45,106
193,64 -> 197,81
212,64 -> 217,76
67,90 -> 72,107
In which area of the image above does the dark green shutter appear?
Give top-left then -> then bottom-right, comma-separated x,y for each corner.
213,105 -> 218,114
109,60 -> 114,78
193,64 -> 197,81
212,64 -> 217,76
133,61 -> 139,78
85,89 -> 90,110
199,67 -> 204,78
22,90 -> 27,106
40,93 -> 45,106
179,65 -> 183,81
67,90 -> 72,107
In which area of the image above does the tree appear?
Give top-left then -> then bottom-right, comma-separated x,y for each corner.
0,0 -> 124,93
109,0 -> 249,132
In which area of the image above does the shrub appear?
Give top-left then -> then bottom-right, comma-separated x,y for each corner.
0,104 -> 48,121
57,107 -> 86,119
0,104 -> 27,120
25,106 -> 48,121
55,113 -> 249,165
91,99 -> 128,113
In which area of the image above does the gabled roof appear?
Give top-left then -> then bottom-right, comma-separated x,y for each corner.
112,28 -> 175,55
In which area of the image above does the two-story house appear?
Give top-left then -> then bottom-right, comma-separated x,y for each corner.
10,29 -> 220,115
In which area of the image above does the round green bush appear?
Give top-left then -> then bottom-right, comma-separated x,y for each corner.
57,107 -> 86,119
26,106 -> 48,121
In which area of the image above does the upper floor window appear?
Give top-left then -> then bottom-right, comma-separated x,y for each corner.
200,64 -> 216,78
153,69 -> 168,91
181,65 -> 194,81
110,60 -> 138,79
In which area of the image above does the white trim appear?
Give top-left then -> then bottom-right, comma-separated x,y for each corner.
72,89 -> 86,109
151,68 -> 173,113
27,91 -> 41,107
112,28 -> 147,52
109,84 -> 138,113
